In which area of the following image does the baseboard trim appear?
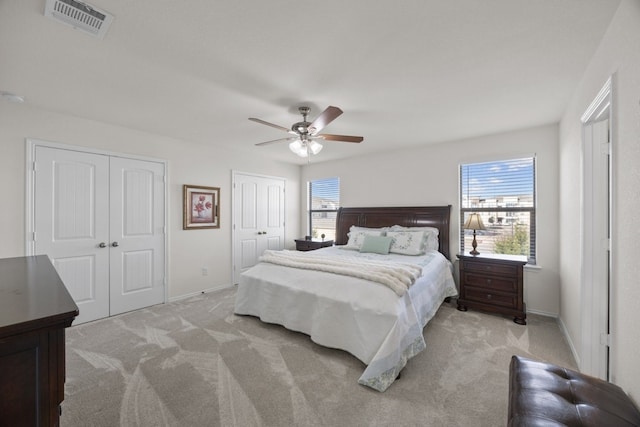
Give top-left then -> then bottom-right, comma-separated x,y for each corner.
557,315 -> 581,369
168,284 -> 234,303
526,308 -> 558,318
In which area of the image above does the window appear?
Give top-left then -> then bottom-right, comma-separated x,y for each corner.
308,177 -> 340,241
460,157 -> 536,264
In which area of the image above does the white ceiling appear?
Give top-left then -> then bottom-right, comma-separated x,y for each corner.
0,0 -> 621,164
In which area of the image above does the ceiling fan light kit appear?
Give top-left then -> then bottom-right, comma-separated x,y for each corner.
289,139 -> 323,157
250,105 -> 363,159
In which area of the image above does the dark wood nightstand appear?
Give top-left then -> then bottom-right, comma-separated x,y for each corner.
456,253 -> 527,325
295,239 -> 333,251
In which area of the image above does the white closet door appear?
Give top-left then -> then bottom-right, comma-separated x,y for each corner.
233,173 -> 285,283
34,146 -> 110,324
109,157 -> 165,315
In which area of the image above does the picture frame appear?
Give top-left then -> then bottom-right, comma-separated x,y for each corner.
183,185 -> 220,230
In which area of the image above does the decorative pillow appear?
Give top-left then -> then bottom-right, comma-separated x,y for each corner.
389,225 -> 439,252
348,225 -> 389,235
387,230 -> 427,255
423,233 -> 439,251
359,235 -> 393,255
345,230 -> 383,249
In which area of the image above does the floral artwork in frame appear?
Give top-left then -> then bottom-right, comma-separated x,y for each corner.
183,185 -> 220,229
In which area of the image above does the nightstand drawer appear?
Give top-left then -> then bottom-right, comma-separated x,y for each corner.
462,261 -> 518,277
465,288 -> 517,309
462,272 -> 517,292
456,253 -> 527,324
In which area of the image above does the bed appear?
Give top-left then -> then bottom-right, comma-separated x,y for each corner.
234,205 -> 458,392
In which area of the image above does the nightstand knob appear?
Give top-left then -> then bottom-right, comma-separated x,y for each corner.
486,279 -> 492,284
487,294 -> 492,299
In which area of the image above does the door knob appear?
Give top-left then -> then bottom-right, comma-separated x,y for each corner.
98,242 -> 107,248
111,241 -> 119,247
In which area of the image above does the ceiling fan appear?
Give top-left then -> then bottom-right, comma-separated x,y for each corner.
249,106 -> 363,158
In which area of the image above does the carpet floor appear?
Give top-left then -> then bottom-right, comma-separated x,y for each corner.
62,286 -> 576,426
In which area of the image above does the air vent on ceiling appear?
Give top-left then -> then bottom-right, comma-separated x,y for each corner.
44,0 -> 113,39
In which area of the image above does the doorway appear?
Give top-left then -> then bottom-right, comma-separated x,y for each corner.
580,77 -> 613,380
26,140 -> 167,324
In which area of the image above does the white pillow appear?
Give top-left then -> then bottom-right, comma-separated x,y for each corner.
389,225 -> 439,252
387,230 -> 427,255
345,230 -> 384,249
348,225 -> 389,234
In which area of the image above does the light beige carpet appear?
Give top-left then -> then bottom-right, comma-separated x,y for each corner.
62,287 -> 576,426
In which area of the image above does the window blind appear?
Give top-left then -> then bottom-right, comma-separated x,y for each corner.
460,157 -> 536,263
309,177 -> 340,240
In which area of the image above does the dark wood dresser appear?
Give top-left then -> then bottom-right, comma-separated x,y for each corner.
0,255 -> 79,426
295,239 -> 333,251
456,253 -> 527,325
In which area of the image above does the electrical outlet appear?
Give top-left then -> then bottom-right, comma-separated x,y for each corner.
202,267 -> 208,276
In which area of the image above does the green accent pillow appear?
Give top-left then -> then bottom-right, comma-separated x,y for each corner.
359,235 -> 393,255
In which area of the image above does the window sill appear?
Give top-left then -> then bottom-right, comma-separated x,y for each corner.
524,263 -> 542,271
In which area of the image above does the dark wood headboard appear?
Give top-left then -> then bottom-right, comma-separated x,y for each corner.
335,205 -> 452,260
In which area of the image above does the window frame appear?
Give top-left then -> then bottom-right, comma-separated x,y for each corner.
308,177 -> 340,240
459,157 -> 537,264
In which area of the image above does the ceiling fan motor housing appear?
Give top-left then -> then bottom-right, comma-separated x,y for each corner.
292,121 -> 311,136
292,106 -> 312,136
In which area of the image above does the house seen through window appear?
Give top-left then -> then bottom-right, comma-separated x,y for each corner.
460,157 -> 536,264
308,177 -> 340,241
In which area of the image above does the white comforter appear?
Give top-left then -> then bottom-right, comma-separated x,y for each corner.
234,246 -> 458,392
259,249 -> 422,296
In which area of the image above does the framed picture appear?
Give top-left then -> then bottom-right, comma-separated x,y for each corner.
183,185 -> 220,230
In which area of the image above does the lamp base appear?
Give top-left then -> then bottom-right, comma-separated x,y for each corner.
470,232 -> 480,256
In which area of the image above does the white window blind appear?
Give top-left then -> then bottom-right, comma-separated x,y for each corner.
308,177 -> 340,241
460,157 -> 536,263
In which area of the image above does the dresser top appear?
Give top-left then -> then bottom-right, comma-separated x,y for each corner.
457,253 -> 528,264
0,255 -> 79,337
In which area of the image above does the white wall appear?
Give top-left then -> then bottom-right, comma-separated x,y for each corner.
559,0 -> 640,401
302,123 -> 560,315
0,103 -> 300,299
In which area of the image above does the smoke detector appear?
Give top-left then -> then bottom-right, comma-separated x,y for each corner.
45,0 -> 113,39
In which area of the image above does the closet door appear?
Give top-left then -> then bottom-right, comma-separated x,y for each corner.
109,157 -> 165,315
33,145 -> 166,324
34,146 -> 110,324
232,173 -> 285,283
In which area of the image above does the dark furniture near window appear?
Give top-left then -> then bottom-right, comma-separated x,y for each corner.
295,239 -> 333,251
457,253 -> 527,324
0,255 -> 79,426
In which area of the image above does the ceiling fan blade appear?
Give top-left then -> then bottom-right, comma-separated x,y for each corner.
249,117 -> 291,133
307,106 -> 343,135
255,137 -> 296,146
316,133 -> 363,143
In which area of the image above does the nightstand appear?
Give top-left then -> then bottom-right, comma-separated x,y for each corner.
295,239 -> 333,251
456,253 -> 527,325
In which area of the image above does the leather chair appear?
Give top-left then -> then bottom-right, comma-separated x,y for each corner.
508,355 -> 640,426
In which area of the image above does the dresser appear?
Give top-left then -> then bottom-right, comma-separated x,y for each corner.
456,253 -> 527,325
0,255 -> 79,426
294,239 -> 334,251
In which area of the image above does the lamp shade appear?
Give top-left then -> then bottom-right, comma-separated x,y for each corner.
463,213 -> 486,230
289,139 -> 308,157
308,140 -> 323,155
289,138 -> 323,158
